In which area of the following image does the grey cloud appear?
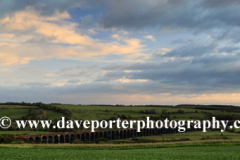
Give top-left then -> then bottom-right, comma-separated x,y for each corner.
0,82 -> 168,104
85,64 -> 99,69
2,0 -> 240,33
191,54 -> 240,66
102,64 -> 125,70
96,71 -> 127,81
99,52 -> 240,93
201,0 -> 240,7
0,81 -> 193,96
2,51 -> 240,104
219,47 -> 240,54
67,79 -> 81,84
1,75 -> 240,105
63,69 -> 96,77
21,82 -> 51,87
215,29 -> 240,43
162,43 -> 216,58
101,59 -> 190,71
57,64 -> 99,77
0,0 -> 81,17
57,66 -> 75,74
98,0 -> 240,32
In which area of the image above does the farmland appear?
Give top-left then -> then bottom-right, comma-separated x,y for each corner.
0,109 -> 29,119
0,104 -> 65,121
0,145 -> 240,160
1,104 -> 240,145
55,104 -> 240,121
106,130 -> 240,144
1,103 -> 240,136
1,103 -> 240,159
2,103 -> 240,123
147,130 -> 240,141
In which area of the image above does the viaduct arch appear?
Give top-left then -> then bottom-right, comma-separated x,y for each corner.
14,125 -> 199,144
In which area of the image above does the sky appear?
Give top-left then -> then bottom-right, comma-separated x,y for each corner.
0,0 -> 240,105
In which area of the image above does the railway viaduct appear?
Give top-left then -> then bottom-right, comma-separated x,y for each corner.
14,126 -> 198,144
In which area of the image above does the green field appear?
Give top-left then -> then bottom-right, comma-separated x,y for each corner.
100,130 -> 240,144
1,104 -> 240,148
56,105 -> 240,120
0,109 -> 29,119
147,130 -> 240,141
0,145 -> 240,160
0,105 -> 64,120
0,105 -> 37,109
2,104 -> 240,122
45,110 -> 64,120
57,105 -> 195,120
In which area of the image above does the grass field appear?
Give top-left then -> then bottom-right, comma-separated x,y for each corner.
2,104 -> 240,122
102,130 -> 240,144
1,104 -> 240,143
0,105 -> 37,109
0,145 -> 240,160
57,105 -> 192,120
56,105 -> 240,120
0,105 -> 64,120
0,109 -> 29,119
45,110 -> 65,120
1,104 -> 240,159
147,130 -> 240,141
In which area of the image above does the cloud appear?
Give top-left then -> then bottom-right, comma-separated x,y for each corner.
201,0 -> 240,7
162,43 -> 216,58
0,9 -> 145,66
1,0 -> 240,105
2,0 -> 240,33
67,79 -> 82,84
0,0 -> 82,17
98,0 -> 240,32
21,82 -> 51,87
144,35 -> 156,42
99,49 -> 240,94
1,82 -> 240,105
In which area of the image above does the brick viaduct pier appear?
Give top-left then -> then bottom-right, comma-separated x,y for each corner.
15,126 -> 198,144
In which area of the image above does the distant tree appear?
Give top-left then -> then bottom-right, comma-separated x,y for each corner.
161,109 -> 167,114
